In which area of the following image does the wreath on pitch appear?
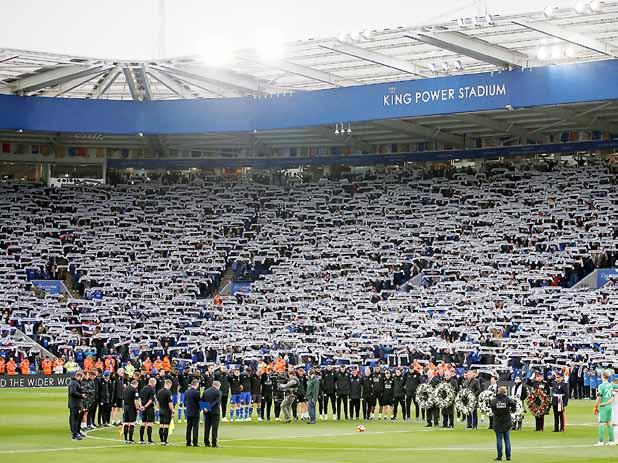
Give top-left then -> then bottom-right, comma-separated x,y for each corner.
509,396 -> 525,421
527,388 -> 550,417
478,390 -> 495,416
415,383 -> 435,409
454,388 -> 478,416
433,382 -> 456,409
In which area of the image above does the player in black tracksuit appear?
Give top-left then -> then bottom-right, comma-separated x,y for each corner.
393,368 -> 406,420
382,370 -> 394,419
335,367 -> 350,420
273,373 -> 285,420
349,371 -> 362,420
97,372 -> 113,426
371,367 -> 384,419
260,371 -> 273,420
250,371 -> 262,420
321,366 -> 337,419
405,368 -> 422,420
361,368 -> 374,420
214,368 -> 230,419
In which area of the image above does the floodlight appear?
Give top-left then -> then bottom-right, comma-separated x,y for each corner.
361,30 -> 374,40
551,46 -> 563,59
574,1 -> 588,13
544,5 -> 557,18
565,46 -> 576,58
429,63 -> 437,72
335,124 -> 340,135
454,60 -> 463,71
589,0 -> 602,11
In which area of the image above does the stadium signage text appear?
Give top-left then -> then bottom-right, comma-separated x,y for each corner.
0,374 -> 72,388
383,84 -> 507,107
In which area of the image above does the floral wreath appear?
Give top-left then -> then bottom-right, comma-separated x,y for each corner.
415,383 -> 435,410
454,388 -> 478,416
434,382 -> 456,409
527,388 -> 550,417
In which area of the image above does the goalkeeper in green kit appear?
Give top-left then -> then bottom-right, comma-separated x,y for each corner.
593,370 -> 616,447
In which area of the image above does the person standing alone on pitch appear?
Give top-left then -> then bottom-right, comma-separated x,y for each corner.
490,386 -> 517,461
68,371 -> 85,440
185,379 -> 201,447
202,380 -> 222,448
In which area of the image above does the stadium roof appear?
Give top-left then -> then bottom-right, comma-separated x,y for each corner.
1,3 -> 618,101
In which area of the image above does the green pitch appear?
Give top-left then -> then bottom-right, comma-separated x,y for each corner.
0,388 -> 615,462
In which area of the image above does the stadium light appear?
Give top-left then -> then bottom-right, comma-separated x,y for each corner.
574,1 -> 588,13
551,46 -> 564,59
350,31 -> 362,41
338,32 -> 350,42
346,123 -> 352,135
441,61 -> 449,72
565,46 -> 577,58
335,123 -> 340,135
361,30 -> 374,40
454,60 -> 463,71
589,0 -> 602,11
544,5 -> 558,18
429,63 -> 437,72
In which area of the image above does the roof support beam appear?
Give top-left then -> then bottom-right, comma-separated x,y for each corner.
91,65 -> 122,99
159,64 -> 268,94
122,66 -> 141,101
147,68 -> 192,98
8,64 -> 107,93
408,31 -> 530,69
39,69 -> 108,97
320,42 -> 430,77
372,119 -> 465,147
238,52 -> 359,87
139,64 -> 153,100
454,113 -> 546,144
538,104 -> 618,135
512,20 -> 617,57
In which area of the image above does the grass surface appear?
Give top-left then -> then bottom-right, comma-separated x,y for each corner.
0,388 -> 616,462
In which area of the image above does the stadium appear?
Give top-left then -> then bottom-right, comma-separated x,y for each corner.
0,1 -> 617,462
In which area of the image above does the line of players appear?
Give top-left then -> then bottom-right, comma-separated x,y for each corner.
76,361 -> 582,433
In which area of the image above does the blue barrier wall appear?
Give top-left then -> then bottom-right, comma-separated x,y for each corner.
2,59 -> 618,134
108,139 -> 618,169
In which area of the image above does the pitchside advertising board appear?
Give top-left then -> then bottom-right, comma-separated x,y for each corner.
0,374 -> 72,388
2,59 -> 618,134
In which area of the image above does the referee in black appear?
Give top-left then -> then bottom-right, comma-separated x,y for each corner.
185,379 -> 201,447
202,380 -> 222,448
122,379 -> 141,443
138,378 -> 157,444
68,371 -> 85,440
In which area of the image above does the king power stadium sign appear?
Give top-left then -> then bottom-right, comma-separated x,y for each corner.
0,374 -> 72,388
383,83 -> 507,107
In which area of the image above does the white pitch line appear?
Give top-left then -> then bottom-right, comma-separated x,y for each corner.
220,444 -> 603,452
0,444 -> 127,454
83,427 -> 609,453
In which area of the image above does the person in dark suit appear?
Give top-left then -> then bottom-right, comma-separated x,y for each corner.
68,371 -> 85,440
202,380 -> 222,448
185,379 -> 201,447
